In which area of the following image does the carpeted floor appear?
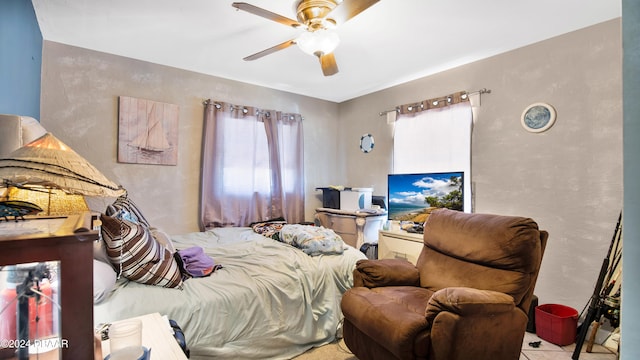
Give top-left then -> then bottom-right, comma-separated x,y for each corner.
293,339 -> 357,360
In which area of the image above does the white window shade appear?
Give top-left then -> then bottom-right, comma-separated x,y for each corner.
393,102 -> 473,212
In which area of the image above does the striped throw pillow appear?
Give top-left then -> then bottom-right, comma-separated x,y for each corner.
100,213 -> 182,289
106,195 -> 151,229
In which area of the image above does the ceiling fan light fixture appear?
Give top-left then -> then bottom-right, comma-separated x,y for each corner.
296,29 -> 340,56
233,0 -> 379,75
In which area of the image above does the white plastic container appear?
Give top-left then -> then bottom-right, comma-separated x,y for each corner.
339,188 -> 373,211
109,319 -> 143,357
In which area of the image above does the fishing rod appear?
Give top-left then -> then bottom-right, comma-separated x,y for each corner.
572,212 -> 622,359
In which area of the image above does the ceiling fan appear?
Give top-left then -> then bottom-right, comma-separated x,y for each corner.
231,0 -> 380,76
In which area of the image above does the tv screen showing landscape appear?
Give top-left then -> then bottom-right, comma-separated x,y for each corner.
387,172 -> 464,222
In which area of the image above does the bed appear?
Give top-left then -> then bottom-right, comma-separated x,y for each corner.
93,225 -> 366,359
0,116 -> 365,359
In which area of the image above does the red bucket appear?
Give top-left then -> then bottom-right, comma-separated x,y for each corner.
535,304 -> 578,346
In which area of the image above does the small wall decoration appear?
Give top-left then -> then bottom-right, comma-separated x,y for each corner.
359,134 -> 374,153
118,96 -> 179,165
521,103 -> 556,133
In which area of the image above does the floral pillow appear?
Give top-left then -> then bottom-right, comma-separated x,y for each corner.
279,224 -> 345,256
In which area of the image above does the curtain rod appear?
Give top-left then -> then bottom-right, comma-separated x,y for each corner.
378,88 -> 491,116
203,99 -> 237,110
203,99 -> 304,120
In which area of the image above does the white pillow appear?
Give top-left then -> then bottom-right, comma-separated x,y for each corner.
151,227 -> 176,254
93,238 -> 111,264
93,259 -> 117,304
20,116 -> 47,144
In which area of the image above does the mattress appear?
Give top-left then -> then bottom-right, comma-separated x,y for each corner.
94,227 -> 366,359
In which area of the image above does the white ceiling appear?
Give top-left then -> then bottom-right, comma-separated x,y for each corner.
31,0 -> 621,103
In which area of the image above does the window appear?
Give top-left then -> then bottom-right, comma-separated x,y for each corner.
200,102 -> 304,229
393,102 -> 472,212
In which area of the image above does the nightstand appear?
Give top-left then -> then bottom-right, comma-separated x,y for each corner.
101,313 -> 187,360
378,229 -> 424,264
0,214 -> 97,360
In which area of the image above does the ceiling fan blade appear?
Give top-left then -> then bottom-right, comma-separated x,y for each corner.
243,39 -> 297,61
232,2 -> 303,28
318,52 -> 339,76
326,0 -> 380,25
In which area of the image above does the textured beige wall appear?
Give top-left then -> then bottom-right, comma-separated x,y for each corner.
339,19 -> 622,311
40,42 -> 340,234
39,19 -> 622,311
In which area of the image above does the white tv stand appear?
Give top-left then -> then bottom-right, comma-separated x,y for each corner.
378,229 -> 424,264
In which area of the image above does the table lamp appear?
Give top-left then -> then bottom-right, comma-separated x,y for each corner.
0,132 -> 125,198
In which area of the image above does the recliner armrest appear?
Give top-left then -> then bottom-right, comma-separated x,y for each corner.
353,259 -> 420,288
425,287 -> 516,324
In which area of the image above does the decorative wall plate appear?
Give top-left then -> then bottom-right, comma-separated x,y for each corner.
521,103 -> 556,133
359,134 -> 374,153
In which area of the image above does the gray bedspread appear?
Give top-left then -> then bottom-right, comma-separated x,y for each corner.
94,227 -> 366,359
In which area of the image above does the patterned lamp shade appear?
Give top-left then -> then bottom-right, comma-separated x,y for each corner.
6,186 -> 89,217
0,133 -> 125,197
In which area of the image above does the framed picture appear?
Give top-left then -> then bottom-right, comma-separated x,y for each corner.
521,103 -> 556,133
118,96 -> 179,165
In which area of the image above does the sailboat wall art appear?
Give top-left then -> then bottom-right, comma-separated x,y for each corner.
118,96 -> 179,165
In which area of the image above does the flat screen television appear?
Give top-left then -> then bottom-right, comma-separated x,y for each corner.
387,171 -> 464,221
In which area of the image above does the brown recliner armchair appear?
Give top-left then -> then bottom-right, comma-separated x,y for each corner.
341,209 -> 547,360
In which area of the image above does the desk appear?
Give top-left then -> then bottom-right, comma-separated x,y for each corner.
101,313 -> 187,360
315,208 -> 387,249
0,215 -> 97,360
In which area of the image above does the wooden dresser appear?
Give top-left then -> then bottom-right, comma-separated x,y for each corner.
315,208 -> 387,250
